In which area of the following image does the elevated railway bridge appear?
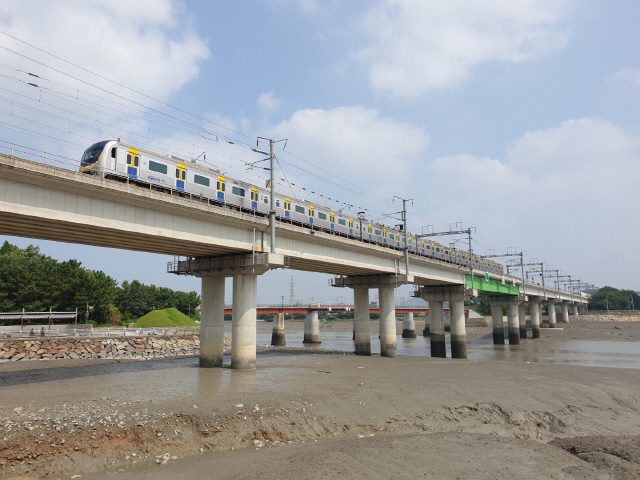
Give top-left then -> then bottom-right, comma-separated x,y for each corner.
0,153 -> 588,369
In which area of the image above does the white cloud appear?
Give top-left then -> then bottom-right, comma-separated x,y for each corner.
0,0 -> 209,100
357,0 -> 572,98
610,68 -> 640,87
423,118 -> 640,286
256,91 -> 280,112
269,105 -> 429,181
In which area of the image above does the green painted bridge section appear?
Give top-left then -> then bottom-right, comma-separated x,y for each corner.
465,274 -> 519,296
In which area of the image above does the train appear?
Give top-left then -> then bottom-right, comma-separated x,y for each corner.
79,140 -> 504,274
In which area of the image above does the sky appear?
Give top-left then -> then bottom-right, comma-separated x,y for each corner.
0,0 -> 638,304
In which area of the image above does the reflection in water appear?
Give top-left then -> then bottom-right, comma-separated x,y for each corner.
257,331 -> 640,370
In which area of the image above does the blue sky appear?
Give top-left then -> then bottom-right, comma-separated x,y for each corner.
0,0 -> 638,304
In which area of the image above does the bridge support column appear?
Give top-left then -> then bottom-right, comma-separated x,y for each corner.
507,303 -> 520,345
489,302 -> 505,345
402,312 -> 416,338
529,298 -> 541,339
418,286 -> 467,358
271,313 -> 285,346
547,301 -> 557,328
518,302 -> 527,340
353,287 -> 371,356
303,311 -> 321,344
231,273 -> 257,370
422,314 -> 430,337
379,286 -> 397,358
572,304 -> 580,317
450,295 -> 467,359
428,300 -> 446,357
199,275 -> 226,368
561,302 -> 570,323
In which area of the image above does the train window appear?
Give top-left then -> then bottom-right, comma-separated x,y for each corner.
375,229 -> 381,235
356,224 -> 359,229
338,218 -> 346,226
127,154 -> 131,165
231,186 -> 245,197
318,212 -> 327,220
111,147 -> 116,159
175,169 -> 180,179
149,161 -> 168,175
194,174 -> 210,187
276,200 -> 280,207
264,197 -> 268,204
295,205 -> 305,214
134,156 -> 139,167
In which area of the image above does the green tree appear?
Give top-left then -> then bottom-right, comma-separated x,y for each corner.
588,286 -> 640,311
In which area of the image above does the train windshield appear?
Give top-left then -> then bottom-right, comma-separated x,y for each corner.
81,141 -> 109,167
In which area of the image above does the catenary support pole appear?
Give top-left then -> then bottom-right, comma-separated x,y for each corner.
379,286 -> 397,358
231,274 -> 257,370
199,275 -> 225,367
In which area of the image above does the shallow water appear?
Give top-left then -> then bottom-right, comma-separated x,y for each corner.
257,331 -> 640,370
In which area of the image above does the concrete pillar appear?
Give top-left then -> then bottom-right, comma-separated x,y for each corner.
518,302 -> 527,339
561,303 -> 570,323
450,299 -> 467,359
353,287 -> 371,356
231,274 -> 257,370
271,312 -> 285,346
572,305 -> 580,316
379,286 -> 397,358
429,301 -> 446,358
402,312 -> 416,338
507,303 -> 520,345
199,275 -> 226,368
547,302 -> 557,328
422,314 -> 430,337
490,303 -> 504,345
530,301 -> 541,339
303,311 -> 321,344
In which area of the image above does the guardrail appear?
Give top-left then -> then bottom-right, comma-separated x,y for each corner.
0,326 -> 199,340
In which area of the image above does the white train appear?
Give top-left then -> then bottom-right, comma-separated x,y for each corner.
80,140 -> 503,274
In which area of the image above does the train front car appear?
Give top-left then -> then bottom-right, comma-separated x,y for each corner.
79,140 -> 112,175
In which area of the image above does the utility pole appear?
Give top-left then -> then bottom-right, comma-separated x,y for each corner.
418,224 -> 476,293
253,137 -> 287,254
392,197 -> 413,281
483,248 -> 526,299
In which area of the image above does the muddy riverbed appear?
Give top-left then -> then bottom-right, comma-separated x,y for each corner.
2,321 -> 640,479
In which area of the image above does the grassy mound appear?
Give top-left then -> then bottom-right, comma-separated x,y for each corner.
133,308 -> 198,328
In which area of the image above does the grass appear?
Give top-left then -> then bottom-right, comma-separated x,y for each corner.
133,308 -> 198,328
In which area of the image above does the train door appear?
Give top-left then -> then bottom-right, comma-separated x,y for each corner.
217,176 -> 225,201
421,240 -> 425,255
126,148 -> 139,178
175,163 -> 186,191
367,224 -> 372,240
396,232 -> 401,248
348,218 -> 353,236
308,205 -> 314,225
383,228 -> 387,245
251,187 -> 258,210
284,198 -> 291,219
330,212 -> 335,231
409,236 -> 412,251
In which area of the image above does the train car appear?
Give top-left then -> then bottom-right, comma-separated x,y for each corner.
80,140 -> 503,276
